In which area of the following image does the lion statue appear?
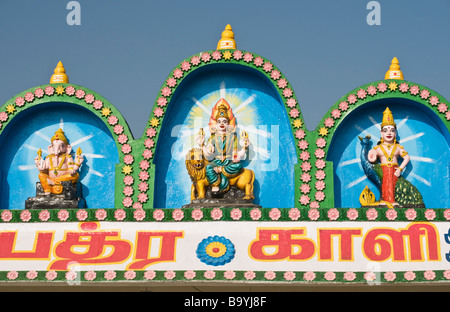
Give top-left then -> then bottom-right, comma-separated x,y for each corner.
185,148 -> 255,201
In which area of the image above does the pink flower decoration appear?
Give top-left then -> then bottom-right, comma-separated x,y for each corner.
76,209 -> 88,221
25,92 -> 35,102
327,208 -> 339,220
289,108 -> 299,118
144,138 -> 154,148
300,161 -> 311,172
137,192 -> 148,203
250,208 -> 261,220
123,186 -> 133,196
344,271 -> 356,281
298,140 -> 308,150
286,98 -> 297,108
331,109 -> 341,119
301,172 -> 311,183
57,209 -> 69,221
114,209 -> 126,221
45,271 -> 58,281
15,97 -> 25,107
20,210 -> 31,222
444,209 -> 450,220
139,171 -> 149,181
244,271 -> 256,280
357,89 -> 367,99
282,88 -> 293,98
404,271 -> 416,281
161,87 -> 172,97
243,52 -> 253,63
146,127 -> 156,138
75,89 -> 85,99
271,70 -> 281,80
184,270 -> 196,280
300,195 -> 310,206
154,107 -> 164,117
95,209 -> 107,220
308,208 -> 320,220
253,57 -> 263,67
264,271 -> 276,280
104,270 -> 116,281
277,78 -> 288,89
190,56 -> 200,66
230,208 -> 242,220
316,138 -> 326,148
425,209 -> 436,221
166,77 -> 177,88
124,270 -> 136,280
84,271 -> 96,281
157,97 -> 167,107
315,191 -> 325,202
153,209 -> 165,221
1,210 -> 12,222
93,100 -> 103,109
113,124 -> 124,134
420,89 -> 430,99
364,272 -> 377,282
310,201 -> 320,208
142,149 -> 153,160
201,52 -> 211,63
409,85 -> 420,95
444,270 -> 450,280
288,208 -> 301,220
133,209 -> 146,221
300,151 -> 310,161
303,271 -> 316,281
263,62 -> 273,72
122,197 -> 133,208
144,270 -> 156,280
269,208 -> 281,220
315,170 -> 326,180
315,180 -> 325,191
399,83 -> 409,93
233,50 -> 243,60
108,115 -> 118,125
212,51 -> 222,60
347,208 -> 358,220
26,271 -> 38,280
84,94 -> 95,104
38,210 -> 52,223
211,208 -> 223,220
122,144 -> 132,154
315,159 -> 326,169
367,85 -> 377,96
191,208 -> 203,220
405,208 -> 417,220
204,270 -> 215,279
173,68 -> 183,79
172,209 -> 184,221
385,208 -> 397,220
366,208 -> 378,220
324,117 -> 334,128
138,182 -> 148,192
284,271 -> 296,281
339,101 -> 349,111
34,88 -> 45,98
123,155 -> 134,165
295,129 -> 305,139
139,160 -> 150,170
384,271 -> 396,282
123,175 -> 134,186
324,271 -> 336,281
446,111 -> 450,121
438,103 -> 448,113
44,86 -> 54,96
377,82 -> 387,93
180,61 -> 191,71
7,271 -> 18,280
347,94 -> 357,104
314,148 -> 325,159
424,270 -> 436,281
224,271 -> 236,280
133,202 -> 142,209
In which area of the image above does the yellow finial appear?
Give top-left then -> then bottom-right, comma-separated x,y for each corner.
384,57 -> 404,80
217,24 -> 236,50
50,61 -> 69,84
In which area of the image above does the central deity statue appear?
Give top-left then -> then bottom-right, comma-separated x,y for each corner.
184,98 -> 257,207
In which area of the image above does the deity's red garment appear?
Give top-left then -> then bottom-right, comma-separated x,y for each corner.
381,164 -> 398,203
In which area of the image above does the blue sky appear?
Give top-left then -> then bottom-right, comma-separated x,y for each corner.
0,0 -> 449,138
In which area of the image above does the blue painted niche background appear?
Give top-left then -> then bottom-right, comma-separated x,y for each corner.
153,64 -> 298,208
0,103 -> 119,209
327,98 -> 450,208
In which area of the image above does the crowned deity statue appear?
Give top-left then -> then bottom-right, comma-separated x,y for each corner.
34,128 -> 84,195
359,107 -> 424,208
184,98 -> 257,207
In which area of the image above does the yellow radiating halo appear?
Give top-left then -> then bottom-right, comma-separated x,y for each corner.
205,241 -> 227,258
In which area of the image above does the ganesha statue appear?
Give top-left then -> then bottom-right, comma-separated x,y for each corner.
183,98 -> 258,208
25,128 -> 85,209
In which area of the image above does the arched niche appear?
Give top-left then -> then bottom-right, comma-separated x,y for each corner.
0,102 -> 120,209
327,98 -> 450,208
152,63 -> 298,208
